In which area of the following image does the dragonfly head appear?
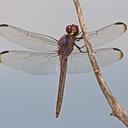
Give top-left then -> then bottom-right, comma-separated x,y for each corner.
66,24 -> 79,36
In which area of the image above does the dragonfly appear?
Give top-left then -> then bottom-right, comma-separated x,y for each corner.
0,22 -> 127,118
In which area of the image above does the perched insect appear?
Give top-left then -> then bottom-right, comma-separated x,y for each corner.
0,22 -> 127,117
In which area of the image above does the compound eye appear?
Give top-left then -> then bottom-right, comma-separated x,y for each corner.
66,24 -> 79,36
71,25 -> 79,36
66,25 -> 72,34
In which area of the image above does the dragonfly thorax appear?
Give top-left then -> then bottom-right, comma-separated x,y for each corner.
57,35 -> 75,57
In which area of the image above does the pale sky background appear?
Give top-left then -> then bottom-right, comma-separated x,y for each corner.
0,0 -> 127,127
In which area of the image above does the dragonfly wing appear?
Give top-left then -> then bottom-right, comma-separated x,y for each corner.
68,48 -> 123,74
77,22 -> 127,49
0,24 -> 58,51
0,50 -> 58,75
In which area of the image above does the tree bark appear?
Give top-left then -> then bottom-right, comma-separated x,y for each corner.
73,0 -> 128,127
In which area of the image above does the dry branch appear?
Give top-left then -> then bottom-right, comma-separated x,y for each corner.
73,0 -> 128,127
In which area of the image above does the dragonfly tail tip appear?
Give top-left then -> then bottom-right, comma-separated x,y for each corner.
56,113 -> 59,118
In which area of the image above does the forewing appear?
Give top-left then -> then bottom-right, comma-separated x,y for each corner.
0,50 -> 58,75
0,24 -> 58,51
76,22 -> 127,50
68,48 -> 123,74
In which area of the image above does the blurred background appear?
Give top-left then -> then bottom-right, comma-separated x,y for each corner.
0,0 -> 127,127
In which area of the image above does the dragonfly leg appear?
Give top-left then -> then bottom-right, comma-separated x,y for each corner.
76,36 -> 83,41
74,43 -> 84,53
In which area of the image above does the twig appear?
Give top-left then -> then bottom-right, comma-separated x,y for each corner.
73,0 -> 128,127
